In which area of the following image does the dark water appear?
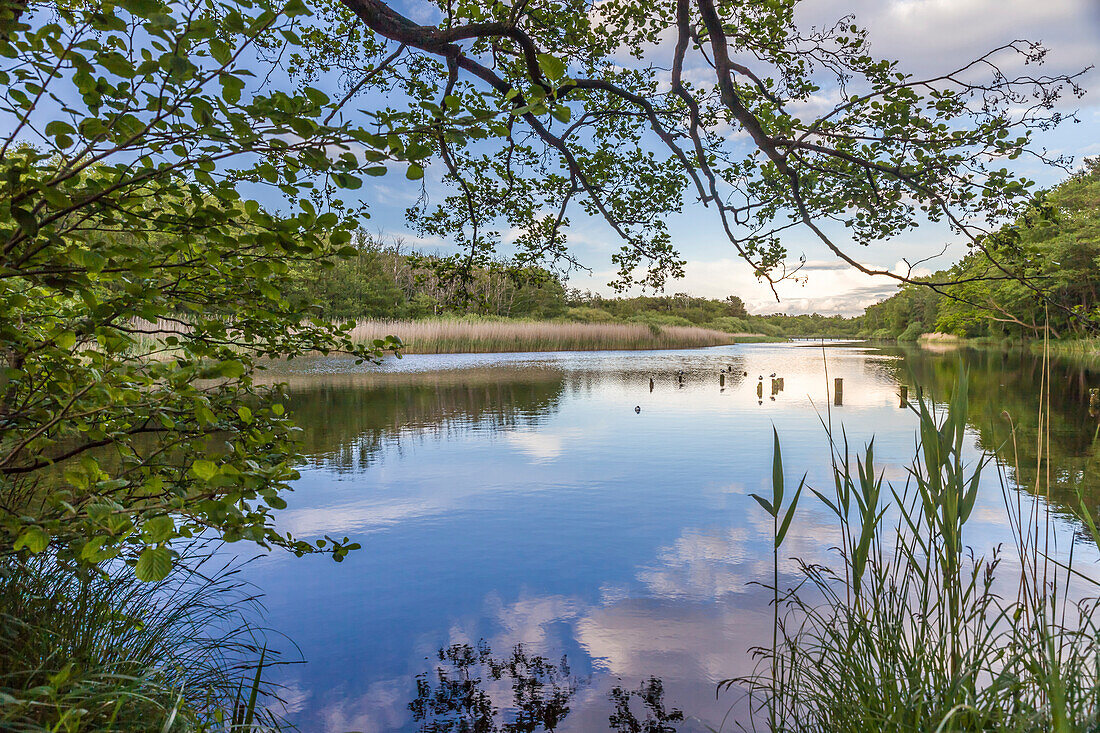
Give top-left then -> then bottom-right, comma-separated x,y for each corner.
240,343 -> 1100,732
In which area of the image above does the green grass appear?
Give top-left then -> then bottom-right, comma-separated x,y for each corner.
0,547 -> 287,732
733,371 -> 1100,731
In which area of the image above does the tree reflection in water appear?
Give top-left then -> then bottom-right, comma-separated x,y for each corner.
608,677 -> 684,733
408,641 -> 683,732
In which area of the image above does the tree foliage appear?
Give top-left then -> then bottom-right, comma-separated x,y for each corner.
286,0 -> 1086,298
0,0 -> 421,577
863,160 -> 1100,339
285,232 -> 570,319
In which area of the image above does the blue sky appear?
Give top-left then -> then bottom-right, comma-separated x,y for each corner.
355,0 -> 1100,315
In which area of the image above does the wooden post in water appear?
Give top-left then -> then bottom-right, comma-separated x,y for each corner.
900,385 -> 909,408
720,372 -> 725,387
756,381 -> 764,400
649,377 -> 654,392
834,378 -> 843,406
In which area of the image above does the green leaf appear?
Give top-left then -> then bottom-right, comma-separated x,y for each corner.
219,74 -> 244,105
14,527 -> 49,553
283,0 -> 308,16
217,360 -> 245,378
12,207 -> 37,237
537,53 -> 566,82
191,459 -> 218,481
45,120 -> 76,137
332,171 -> 362,189
405,164 -> 424,181
135,546 -> 173,582
749,493 -> 775,517
143,515 -> 175,543
771,428 -> 784,509
81,537 -> 116,562
775,477 -> 805,548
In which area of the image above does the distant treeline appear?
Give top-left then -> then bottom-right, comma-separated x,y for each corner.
286,160 -> 1097,341
284,236 -> 862,337
862,159 -> 1100,341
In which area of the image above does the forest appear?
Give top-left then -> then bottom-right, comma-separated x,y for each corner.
283,236 -> 862,338
861,159 -> 1100,341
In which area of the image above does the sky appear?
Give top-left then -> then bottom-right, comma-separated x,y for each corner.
360,0 -> 1100,315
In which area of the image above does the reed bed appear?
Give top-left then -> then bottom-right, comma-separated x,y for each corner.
734,368 -> 1100,731
346,318 -> 738,353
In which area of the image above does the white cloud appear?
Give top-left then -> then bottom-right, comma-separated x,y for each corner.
505,427 -> 584,462
799,0 -> 1099,90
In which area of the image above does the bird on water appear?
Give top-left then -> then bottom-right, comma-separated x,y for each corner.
634,405 -> 641,414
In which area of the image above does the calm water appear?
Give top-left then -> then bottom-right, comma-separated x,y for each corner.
239,342 -> 1100,731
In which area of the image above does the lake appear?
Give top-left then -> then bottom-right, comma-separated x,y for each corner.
240,342 -> 1100,731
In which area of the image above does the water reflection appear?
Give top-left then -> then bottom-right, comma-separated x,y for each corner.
238,345 -> 1100,731
884,345 -> 1100,527
275,368 -> 569,472
406,641 -> 684,733
409,641 -> 578,732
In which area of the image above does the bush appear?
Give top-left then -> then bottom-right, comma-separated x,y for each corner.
707,316 -> 751,333
563,306 -> 618,323
749,320 -> 785,337
629,313 -> 694,328
897,321 -> 924,341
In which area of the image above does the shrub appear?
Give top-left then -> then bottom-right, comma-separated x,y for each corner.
898,321 -> 924,341
563,306 -> 618,323
629,313 -> 695,328
749,320 -> 785,337
707,316 -> 751,333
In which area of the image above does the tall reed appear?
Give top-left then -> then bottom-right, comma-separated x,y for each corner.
733,373 -> 1100,731
0,547 -> 286,732
346,318 -> 738,354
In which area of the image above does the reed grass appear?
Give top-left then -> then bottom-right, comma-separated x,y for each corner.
345,317 -> 738,353
733,367 -> 1100,731
0,546 -> 287,732
119,316 -> 744,357
1039,338 -> 1100,359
